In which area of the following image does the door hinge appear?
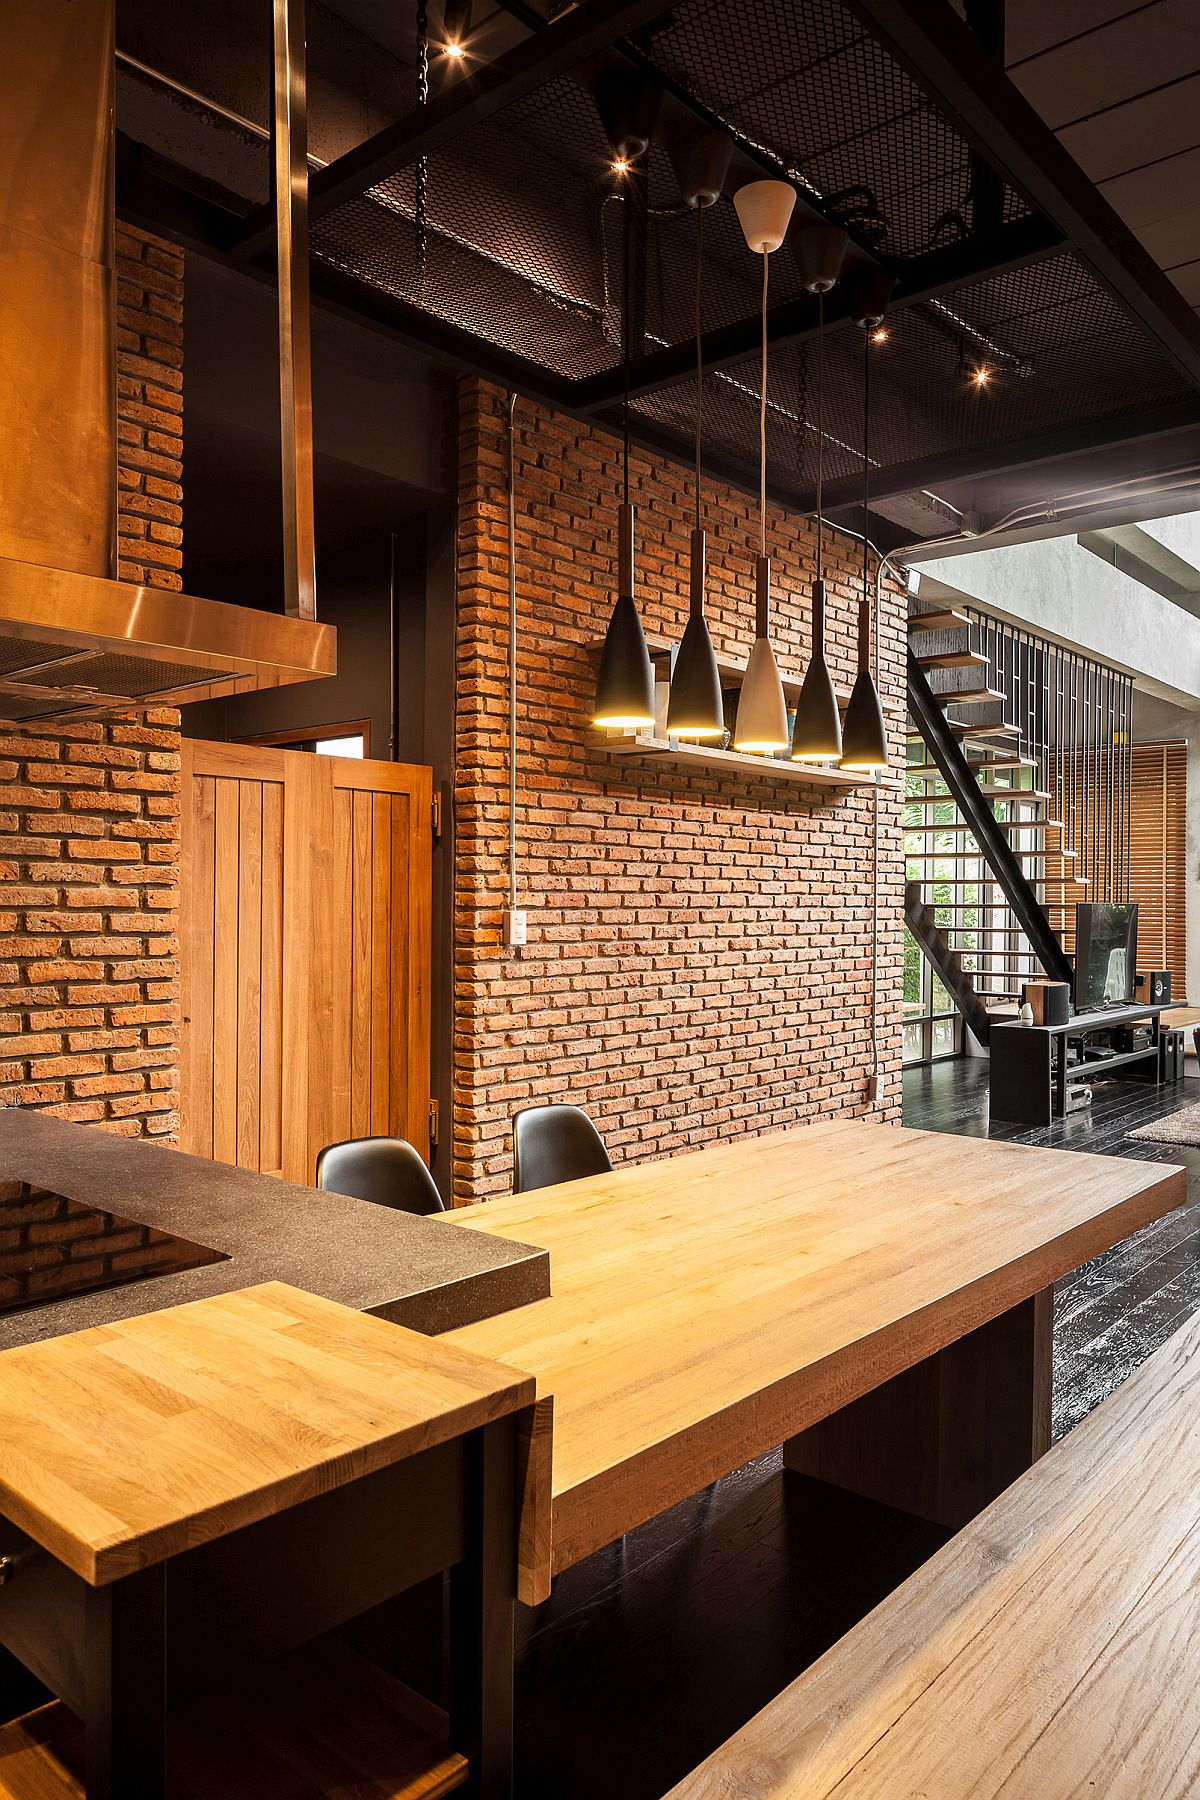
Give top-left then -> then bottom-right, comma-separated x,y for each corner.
428,1098 -> 440,1146
431,791 -> 443,839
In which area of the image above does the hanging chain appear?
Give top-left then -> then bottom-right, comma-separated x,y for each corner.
415,0 -> 429,295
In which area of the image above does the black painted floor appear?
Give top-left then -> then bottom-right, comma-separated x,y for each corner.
903,1057 -> 1200,1438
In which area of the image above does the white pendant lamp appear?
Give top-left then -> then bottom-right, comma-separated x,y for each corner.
732,180 -> 795,753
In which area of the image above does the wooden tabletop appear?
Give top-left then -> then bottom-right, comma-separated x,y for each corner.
0,1282 -> 533,1585
444,1119 -> 1185,1600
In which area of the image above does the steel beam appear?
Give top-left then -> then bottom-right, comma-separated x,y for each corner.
799,397 -> 1200,515
572,213 -> 1062,410
845,0 -> 1200,393
232,0 -> 676,261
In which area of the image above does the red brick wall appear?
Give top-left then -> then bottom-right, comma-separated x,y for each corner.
453,379 -> 905,1204
0,228 -> 183,1138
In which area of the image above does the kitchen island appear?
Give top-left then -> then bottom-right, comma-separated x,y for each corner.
0,1112 -> 548,1348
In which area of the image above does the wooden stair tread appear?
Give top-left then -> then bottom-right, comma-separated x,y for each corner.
939,687 -> 1007,706
0,1644 -> 466,1800
907,607 -> 970,631
914,651 -> 990,670
949,721 -> 1020,739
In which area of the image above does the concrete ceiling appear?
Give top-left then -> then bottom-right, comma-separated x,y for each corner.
1003,0 -> 1200,314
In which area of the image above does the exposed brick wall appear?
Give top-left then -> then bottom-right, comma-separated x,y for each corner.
115,225 -> 184,590
453,379 -> 906,1204
0,229 -> 183,1138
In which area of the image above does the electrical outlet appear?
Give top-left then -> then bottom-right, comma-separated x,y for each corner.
502,907 -> 527,948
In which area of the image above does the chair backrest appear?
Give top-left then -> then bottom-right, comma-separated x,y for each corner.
315,1136 -> 445,1216
512,1104 -> 612,1195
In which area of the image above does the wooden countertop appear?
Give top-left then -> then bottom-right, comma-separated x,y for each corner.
0,1282 -> 534,1585
444,1118 -> 1185,1600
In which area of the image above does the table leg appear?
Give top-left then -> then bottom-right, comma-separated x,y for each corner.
450,1416 -> 516,1800
1056,1037 -> 1068,1117
784,1288 -> 1053,1532
84,1564 -> 166,1800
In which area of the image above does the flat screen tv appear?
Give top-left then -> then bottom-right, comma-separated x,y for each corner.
1074,902 -> 1138,1011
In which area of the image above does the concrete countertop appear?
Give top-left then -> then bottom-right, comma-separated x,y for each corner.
0,1112 -> 549,1349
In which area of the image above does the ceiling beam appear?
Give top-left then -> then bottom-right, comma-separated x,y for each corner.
230,0 -> 676,261
571,212 -> 1063,411
797,398 -> 1200,516
845,0 -> 1200,394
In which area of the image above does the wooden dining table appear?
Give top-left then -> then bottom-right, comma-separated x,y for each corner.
442,1118 -> 1185,1605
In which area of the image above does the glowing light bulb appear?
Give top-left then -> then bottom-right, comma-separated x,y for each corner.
611,156 -> 630,176
871,326 -> 888,344
444,38 -> 465,57
973,365 -> 990,387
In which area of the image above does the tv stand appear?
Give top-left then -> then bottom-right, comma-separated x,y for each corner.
991,1001 -> 1179,1127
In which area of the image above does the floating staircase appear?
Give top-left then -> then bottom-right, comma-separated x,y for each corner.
904,600 -> 1129,1053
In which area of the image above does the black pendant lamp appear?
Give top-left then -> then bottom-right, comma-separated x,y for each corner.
592,167 -> 654,731
666,198 -> 725,740
840,276 -> 890,773
790,257 -> 843,762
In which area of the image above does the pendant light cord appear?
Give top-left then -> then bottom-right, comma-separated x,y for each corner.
622,178 -> 631,507
863,323 -> 882,1106
694,205 -> 704,533
815,290 -> 824,588
759,250 -> 768,559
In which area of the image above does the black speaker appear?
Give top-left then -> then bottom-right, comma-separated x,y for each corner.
1022,981 -> 1070,1026
1138,969 -> 1172,1005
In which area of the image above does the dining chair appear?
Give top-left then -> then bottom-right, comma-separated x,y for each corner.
511,1104 -> 612,1195
315,1136 -> 445,1215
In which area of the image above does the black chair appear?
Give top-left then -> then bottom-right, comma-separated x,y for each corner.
512,1104 -> 612,1195
315,1136 -> 445,1215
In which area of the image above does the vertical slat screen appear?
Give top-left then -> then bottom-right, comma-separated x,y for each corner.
1127,741 -> 1187,997
180,741 -> 432,1183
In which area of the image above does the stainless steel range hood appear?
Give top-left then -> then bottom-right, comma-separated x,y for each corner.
0,0 -> 334,721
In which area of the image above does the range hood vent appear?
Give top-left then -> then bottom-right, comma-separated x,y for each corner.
0,0 -> 334,720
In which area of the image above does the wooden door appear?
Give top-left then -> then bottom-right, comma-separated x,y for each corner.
180,740 -> 432,1182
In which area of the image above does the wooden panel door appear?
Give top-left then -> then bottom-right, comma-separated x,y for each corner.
181,741 -> 432,1183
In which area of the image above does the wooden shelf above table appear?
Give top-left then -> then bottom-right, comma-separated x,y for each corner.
592,729 -> 880,788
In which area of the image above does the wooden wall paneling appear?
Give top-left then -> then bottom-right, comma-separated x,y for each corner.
236,780 -> 263,1170
211,777 -> 240,1167
350,787 -> 373,1139
181,746 -> 433,1180
259,781 -> 284,1176
370,791 -> 392,1137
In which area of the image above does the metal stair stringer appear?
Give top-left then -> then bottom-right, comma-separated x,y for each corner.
905,879 -> 994,1047
907,649 -> 1073,989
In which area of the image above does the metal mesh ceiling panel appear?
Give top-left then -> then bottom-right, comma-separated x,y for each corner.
309,0 -> 1198,495
635,251 -> 1193,491
19,654 -> 238,697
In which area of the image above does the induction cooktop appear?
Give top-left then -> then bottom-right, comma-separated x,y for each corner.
0,1179 -> 228,1315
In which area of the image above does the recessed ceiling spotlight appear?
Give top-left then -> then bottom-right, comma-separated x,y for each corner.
872,326 -> 888,344
973,365 -> 991,387
611,155 -> 630,176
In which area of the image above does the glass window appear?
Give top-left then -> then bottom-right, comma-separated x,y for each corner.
314,734 -> 364,758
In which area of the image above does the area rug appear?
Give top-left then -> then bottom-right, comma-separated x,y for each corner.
1128,1103 -> 1200,1147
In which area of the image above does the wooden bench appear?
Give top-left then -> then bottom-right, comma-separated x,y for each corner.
666,1306 -> 1200,1798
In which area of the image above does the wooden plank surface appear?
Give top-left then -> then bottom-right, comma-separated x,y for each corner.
0,1283 -> 533,1585
0,1640 -> 466,1799
444,1120 -> 1184,1586
667,1308 -> 1200,1799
